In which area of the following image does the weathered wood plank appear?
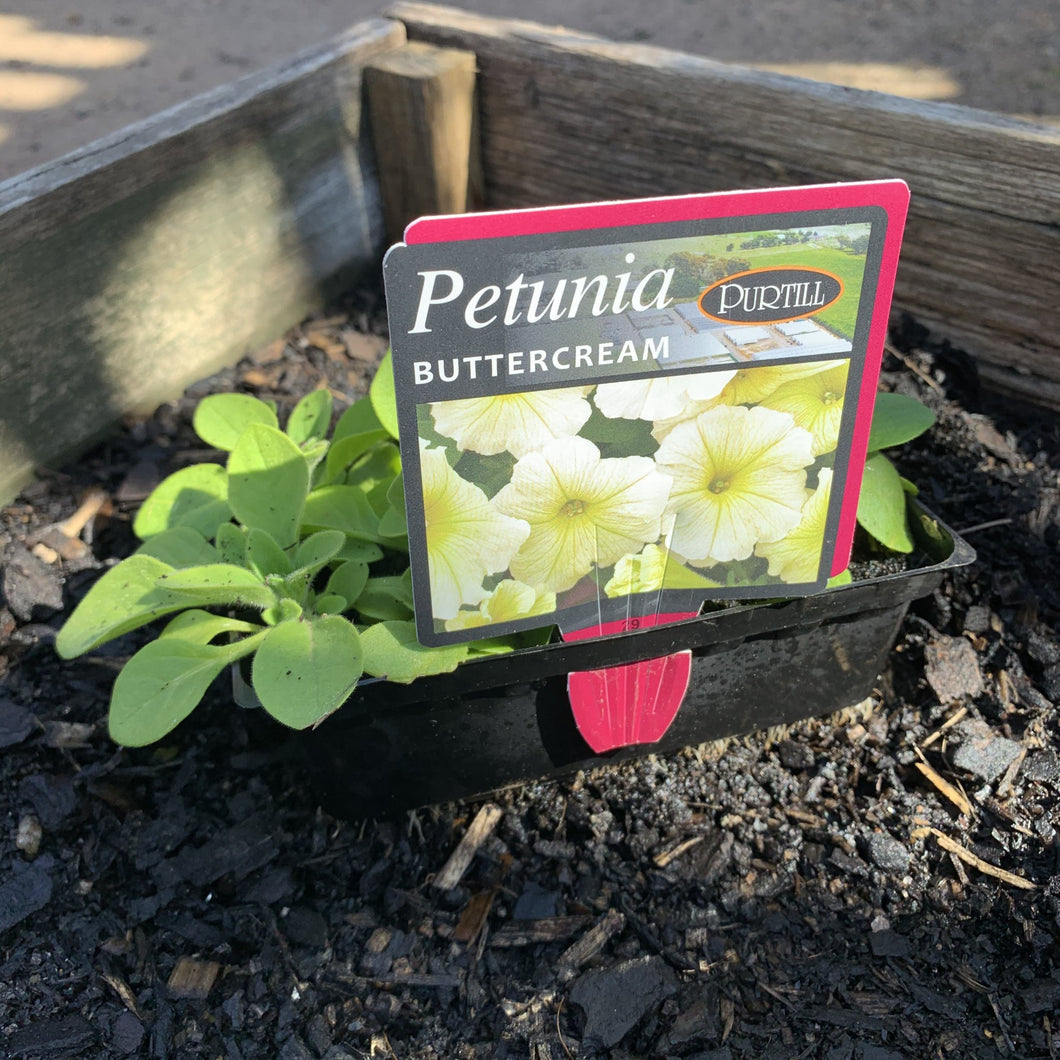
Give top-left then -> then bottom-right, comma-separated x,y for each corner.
365,41 -> 479,242
0,18 -> 406,506
392,3 -> 1060,409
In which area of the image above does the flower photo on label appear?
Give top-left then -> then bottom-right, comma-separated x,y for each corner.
415,355 -> 850,638
655,404 -> 815,566
492,436 -> 672,594
757,360 -> 850,456
430,387 -> 593,457
594,369 -> 736,421
420,444 -> 530,619
756,467 -> 835,583
445,579 -> 557,631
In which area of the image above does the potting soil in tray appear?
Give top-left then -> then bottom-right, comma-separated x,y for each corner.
1,290 -> 1059,1059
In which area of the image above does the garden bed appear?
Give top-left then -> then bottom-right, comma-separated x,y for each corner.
2,5 -> 1059,1055
1,297 -> 1058,1058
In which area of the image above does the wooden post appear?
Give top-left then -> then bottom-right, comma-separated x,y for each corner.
365,41 -> 479,243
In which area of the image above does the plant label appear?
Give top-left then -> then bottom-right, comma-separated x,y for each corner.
384,182 -> 909,652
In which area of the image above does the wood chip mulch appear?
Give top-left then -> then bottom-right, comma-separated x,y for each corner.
1,293 -> 1058,1059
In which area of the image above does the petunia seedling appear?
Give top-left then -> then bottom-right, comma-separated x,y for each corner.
856,391 -> 936,552
55,361 -> 524,747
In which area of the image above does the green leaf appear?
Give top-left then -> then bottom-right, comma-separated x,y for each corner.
312,593 -> 347,614
157,563 -> 278,609
286,388 -> 333,445
333,396 -> 384,444
378,505 -> 407,539
856,453 -> 915,552
385,475 -> 406,518
361,621 -> 469,683
215,522 -> 247,565
55,554 -> 197,658
227,423 -> 309,548
346,443 -> 401,507
354,573 -> 415,622
336,539 -> 385,564
302,438 -> 330,479
867,392 -> 936,452
133,464 -> 230,540
302,485 -> 383,542
246,528 -> 293,579
135,527 -> 220,568
378,476 -> 408,537
160,609 -> 261,644
109,636 -> 257,746
293,529 -> 345,575
193,393 -> 278,451
252,615 -> 363,729
369,349 -> 400,439
325,560 -> 369,605
464,636 -> 517,657
827,569 -> 853,588
380,571 -> 414,608
325,429 -> 389,484
899,476 -> 920,496
262,598 -> 303,625
354,591 -> 414,623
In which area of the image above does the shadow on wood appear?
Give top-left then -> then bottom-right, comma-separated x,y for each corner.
0,19 -> 405,505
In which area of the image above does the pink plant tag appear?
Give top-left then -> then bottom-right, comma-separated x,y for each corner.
561,613 -> 696,752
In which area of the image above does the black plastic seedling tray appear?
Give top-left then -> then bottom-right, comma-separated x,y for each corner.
299,506 -> 974,818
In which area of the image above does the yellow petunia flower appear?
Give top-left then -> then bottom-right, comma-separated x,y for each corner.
655,404 -> 815,565
715,358 -> 846,406
594,370 -> 736,421
444,579 -> 557,631
755,467 -> 834,582
492,437 -> 672,594
603,543 -> 722,598
757,361 -> 850,456
430,387 -> 593,457
420,445 -> 530,619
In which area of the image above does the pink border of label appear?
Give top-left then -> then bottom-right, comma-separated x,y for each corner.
404,181 -> 910,578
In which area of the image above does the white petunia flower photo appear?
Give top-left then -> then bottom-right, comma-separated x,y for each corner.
492,436 -> 673,594
420,445 -> 531,619
655,404 -> 815,566
430,387 -> 593,458
594,369 -> 736,422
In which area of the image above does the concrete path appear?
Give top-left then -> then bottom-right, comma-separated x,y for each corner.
2,1 -> 1057,181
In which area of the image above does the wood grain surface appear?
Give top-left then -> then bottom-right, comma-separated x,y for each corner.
365,41 -> 479,242
392,3 -> 1060,409
0,18 -> 405,504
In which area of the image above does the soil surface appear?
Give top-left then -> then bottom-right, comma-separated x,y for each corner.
2,0 -> 1058,182
2,293 -> 1059,1059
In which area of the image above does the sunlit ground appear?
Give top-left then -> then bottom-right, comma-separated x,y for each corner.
748,61 -> 962,101
0,6 -> 1056,170
0,13 -> 147,151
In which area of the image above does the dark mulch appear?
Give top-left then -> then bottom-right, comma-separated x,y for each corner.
1,291 -> 1058,1060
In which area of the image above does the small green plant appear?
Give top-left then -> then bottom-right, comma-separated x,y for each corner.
56,355 -> 520,747
57,357 -> 935,748
856,391 -> 936,552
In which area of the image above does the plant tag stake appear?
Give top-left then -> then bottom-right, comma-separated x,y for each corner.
383,182 -> 909,752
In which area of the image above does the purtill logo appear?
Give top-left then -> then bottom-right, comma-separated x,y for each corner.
698,266 -> 843,325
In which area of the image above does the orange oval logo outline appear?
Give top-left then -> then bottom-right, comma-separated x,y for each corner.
697,266 -> 845,326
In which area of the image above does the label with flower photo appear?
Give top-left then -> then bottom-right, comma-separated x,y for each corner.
383,181 -> 909,645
